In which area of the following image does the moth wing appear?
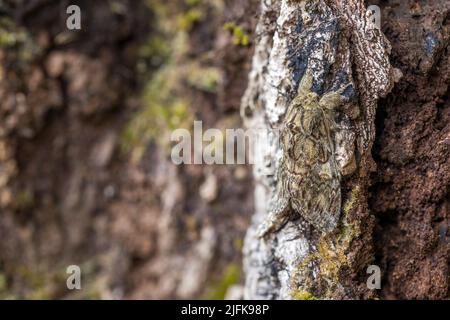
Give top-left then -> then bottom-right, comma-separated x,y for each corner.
291,174 -> 341,234
308,179 -> 341,233
257,195 -> 291,239
257,157 -> 292,239
319,91 -> 344,110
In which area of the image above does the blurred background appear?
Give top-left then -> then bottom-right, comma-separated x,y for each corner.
0,0 -> 259,299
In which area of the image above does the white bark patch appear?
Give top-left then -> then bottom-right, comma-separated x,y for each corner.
264,1 -> 299,124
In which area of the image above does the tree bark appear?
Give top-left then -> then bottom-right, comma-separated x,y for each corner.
241,0 -> 397,300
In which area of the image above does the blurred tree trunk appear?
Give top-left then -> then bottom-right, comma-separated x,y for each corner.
241,0 -> 396,299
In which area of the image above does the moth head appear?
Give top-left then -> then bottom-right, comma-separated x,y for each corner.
302,92 -> 320,110
297,70 -> 320,109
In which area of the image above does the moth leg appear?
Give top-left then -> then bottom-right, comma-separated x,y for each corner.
257,196 -> 291,239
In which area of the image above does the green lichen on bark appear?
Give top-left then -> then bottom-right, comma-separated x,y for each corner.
292,291 -> 317,300
223,22 -> 250,46
343,186 -> 360,215
290,219 -> 361,298
202,264 -> 241,300
121,0 -> 222,160
290,186 -> 363,298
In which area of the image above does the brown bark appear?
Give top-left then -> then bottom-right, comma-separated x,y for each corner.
0,0 -> 449,300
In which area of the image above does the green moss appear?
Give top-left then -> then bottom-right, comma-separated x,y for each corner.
316,186 -> 362,282
0,17 -> 17,47
223,22 -> 250,46
13,190 -> 35,211
16,266 -> 53,299
0,274 -> 6,290
0,273 -> 8,299
343,186 -> 360,215
83,287 -> 102,300
186,63 -> 221,92
123,0 -> 223,159
177,8 -> 203,31
0,273 -> 16,300
18,267 -> 45,290
185,0 -> 202,6
27,288 -> 52,300
0,17 -> 38,62
175,0 -> 207,31
138,35 -> 170,69
292,291 -> 317,300
124,1 -> 186,157
202,264 -> 240,300
0,31 -> 15,47
233,238 -> 244,251
291,186 -> 363,298
120,64 -> 191,157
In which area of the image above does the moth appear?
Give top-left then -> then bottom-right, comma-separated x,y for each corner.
257,70 -> 348,238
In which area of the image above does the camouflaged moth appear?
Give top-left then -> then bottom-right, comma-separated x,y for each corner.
258,70 -> 349,238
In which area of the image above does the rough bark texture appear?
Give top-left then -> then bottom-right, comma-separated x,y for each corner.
0,0 -> 449,300
0,0 -> 259,299
241,0 -> 395,300
370,0 -> 450,299
242,0 -> 450,300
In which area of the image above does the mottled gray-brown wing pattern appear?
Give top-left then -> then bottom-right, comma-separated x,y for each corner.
258,71 -> 343,238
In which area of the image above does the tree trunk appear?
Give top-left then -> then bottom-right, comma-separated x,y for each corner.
241,0 -> 450,299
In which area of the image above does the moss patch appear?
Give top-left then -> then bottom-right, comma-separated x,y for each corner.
291,185 -> 363,298
223,22 -> 250,46
122,0 -> 222,161
344,185 -> 360,215
0,16 -> 37,60
292,291 -> 317,300
202,264 -> 240,300
13,190 -> 35,211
